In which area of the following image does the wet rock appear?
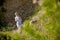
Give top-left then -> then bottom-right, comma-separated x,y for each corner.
30,16 -> 39,25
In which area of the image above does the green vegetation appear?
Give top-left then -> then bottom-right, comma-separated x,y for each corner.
0,0 -> 60,40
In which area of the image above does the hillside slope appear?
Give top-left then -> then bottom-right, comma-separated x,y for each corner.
0,0 -> 60,40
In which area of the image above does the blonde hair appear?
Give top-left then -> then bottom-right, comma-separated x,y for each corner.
15,12 -> 19,16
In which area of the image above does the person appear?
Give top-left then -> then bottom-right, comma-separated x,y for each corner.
15,12 -> 22,33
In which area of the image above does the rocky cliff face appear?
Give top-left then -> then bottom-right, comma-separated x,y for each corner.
3,0 -> 37,26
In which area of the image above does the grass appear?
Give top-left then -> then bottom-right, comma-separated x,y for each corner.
0,0 -> 60,40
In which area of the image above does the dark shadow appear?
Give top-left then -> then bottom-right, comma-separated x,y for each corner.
6,0 -> 39,23
0,0 -> 7,27
59,0 -> 60,2
17,0 -> 39,22
0,0 -> 40,31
